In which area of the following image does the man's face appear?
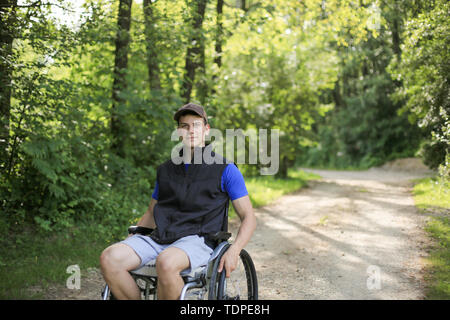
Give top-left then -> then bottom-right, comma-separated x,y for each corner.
177,114 -> 210,148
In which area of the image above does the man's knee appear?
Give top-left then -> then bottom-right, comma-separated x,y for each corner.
156,248 -> 189,278
100,243 -> 140,273
100,246 -> 119,272
156,251 -> 177,275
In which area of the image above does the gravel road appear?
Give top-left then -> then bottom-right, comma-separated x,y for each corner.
243,167 -> 434,299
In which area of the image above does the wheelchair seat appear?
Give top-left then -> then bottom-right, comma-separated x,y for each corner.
129,259 -> 206,279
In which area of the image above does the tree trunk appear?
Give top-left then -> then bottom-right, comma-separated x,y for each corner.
0,0 -> 17,171
210,0 -> 224,97
391,17 -> 401,61
239,0 -> 246,11
332,78 -> 343,110
214,0 -> 224,69
111,0 -> 132,158
275,155 -> 289,179
387,1 -> 402,87
143,0 -> 161,91
181,0 -> 208,104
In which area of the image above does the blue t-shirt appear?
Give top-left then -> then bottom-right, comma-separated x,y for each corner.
151,163 -> 248,201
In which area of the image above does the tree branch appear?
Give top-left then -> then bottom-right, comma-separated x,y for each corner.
0,1 -> 76,13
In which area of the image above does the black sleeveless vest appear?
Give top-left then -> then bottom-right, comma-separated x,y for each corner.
151,145 -> 231,244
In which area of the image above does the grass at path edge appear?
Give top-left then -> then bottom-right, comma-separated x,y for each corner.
412,176 -> 449,300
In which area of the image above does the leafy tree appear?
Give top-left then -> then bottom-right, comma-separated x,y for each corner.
388,0 -> 449,171
0,1 -> 153,235
0,0 -> 18,171
300,0 -> 422,169
212,0 -> 338,177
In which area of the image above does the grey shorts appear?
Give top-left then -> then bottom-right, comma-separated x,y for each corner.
121,234 -> 213,272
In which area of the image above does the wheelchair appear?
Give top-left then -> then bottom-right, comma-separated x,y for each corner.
101,226 -> 258,300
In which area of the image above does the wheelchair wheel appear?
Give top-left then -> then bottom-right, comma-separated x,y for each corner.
208,244 -> 258,300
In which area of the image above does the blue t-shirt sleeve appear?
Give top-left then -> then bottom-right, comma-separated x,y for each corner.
221,163 -> 248,201
152,180 -> 159,200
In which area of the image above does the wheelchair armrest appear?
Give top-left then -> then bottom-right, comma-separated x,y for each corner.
207,231 -> 232,242
128,225 -> 154,236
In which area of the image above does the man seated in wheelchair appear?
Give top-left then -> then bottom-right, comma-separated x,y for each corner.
100,103 -> 257,300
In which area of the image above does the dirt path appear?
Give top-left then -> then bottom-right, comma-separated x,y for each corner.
243,166 -> 434,299
39,164 -> 435,300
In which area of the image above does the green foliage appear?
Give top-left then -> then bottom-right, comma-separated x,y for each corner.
424,215 -> 450,300
212,1 -> 341,177
3,121 -> 154,235
0,1 -> 159,236
0,224 -> 113,299
245,168 -> 321,208
298,1 -> 422,169
388,0 -> 449,171
413,177 -> 450,299
413,177 -> 449,213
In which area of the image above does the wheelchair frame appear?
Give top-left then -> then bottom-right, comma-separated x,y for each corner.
101,227 -> 258,300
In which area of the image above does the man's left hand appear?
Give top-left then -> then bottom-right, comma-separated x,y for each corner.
217,245 -> 240,278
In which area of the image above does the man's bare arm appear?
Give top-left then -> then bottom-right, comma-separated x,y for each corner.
229,195 -> 256,252
136,197 -> 157,229
218,195 -> 256,277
